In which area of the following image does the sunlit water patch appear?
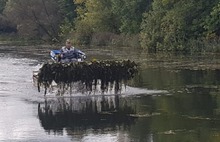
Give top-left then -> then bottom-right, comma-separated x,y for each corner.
40,84 -> 169,98
0,56 -> 66,141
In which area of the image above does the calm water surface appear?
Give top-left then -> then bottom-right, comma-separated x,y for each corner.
1,46 -> 220,142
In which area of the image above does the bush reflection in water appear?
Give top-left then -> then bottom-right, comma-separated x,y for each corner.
38,95 -> 137,134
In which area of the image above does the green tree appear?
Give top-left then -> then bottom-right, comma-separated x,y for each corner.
140,0 -> 167,52
4,0 -> 62,41
140,0 -> 219,52
74,0 -> 151,45
74,0 -> 114,44
0,0 -> 7,13
111,0 -> 151,34
0,14 -> 16,34
58,0 -> 77,38
0,0 -> 16,34
204,2 -> 220,37
75,0 -> 151,34
76,0 -> 114,32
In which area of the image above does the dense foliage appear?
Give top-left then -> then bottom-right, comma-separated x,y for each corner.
0,0 -> 7,13
140,0 -> 220,52
0,0 -> 220,52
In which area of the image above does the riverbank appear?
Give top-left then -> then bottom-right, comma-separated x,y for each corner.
0,35 -> 43,46
1,33 -> 220,54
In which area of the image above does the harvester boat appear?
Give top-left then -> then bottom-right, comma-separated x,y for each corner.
33,49 -> 138,95
50,49 -> 86,63
33,48 -> 86,82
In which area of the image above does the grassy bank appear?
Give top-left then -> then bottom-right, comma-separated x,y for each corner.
0,34 -> 46,46
1,33 -> 220,55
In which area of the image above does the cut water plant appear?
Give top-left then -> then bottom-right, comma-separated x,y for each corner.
36,60 -> 138,95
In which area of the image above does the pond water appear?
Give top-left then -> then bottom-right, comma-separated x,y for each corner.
1,46 -> 220,142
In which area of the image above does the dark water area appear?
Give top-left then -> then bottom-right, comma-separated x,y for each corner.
1,45 -> 220,142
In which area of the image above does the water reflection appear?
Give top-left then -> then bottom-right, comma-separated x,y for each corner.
134,68 -> 220,92
38,95 -> 137,135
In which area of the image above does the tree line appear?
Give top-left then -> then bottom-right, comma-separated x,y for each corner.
0,0 -> 220,52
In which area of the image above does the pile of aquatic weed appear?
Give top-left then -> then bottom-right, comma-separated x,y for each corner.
37,60 -> 138,95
